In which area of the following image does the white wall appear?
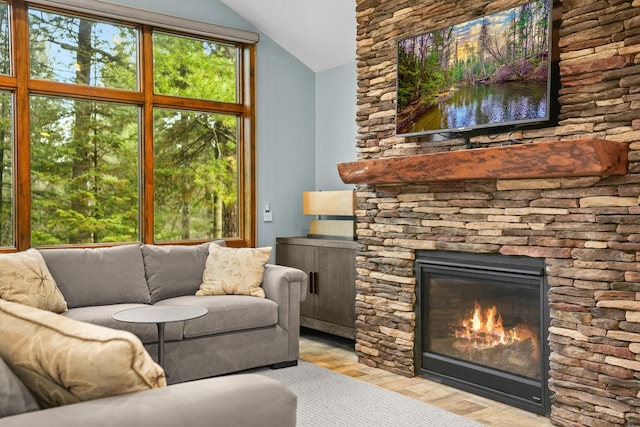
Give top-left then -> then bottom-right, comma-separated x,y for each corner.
315,62 -> 358,191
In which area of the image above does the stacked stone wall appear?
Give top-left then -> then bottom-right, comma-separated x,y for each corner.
354,0 -> 640,425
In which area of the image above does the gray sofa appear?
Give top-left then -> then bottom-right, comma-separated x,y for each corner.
0,242 -> 306,426
0,356 -> 297,427
37,242 -> 308,384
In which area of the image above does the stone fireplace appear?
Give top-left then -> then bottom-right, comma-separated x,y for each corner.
344,0 -> 640,425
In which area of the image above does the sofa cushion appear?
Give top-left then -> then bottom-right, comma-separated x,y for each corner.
38,245 -> 151,308
62,304 -> 184,344
0,249 -> 67,313
197,244 -> 272,298
142,241 -> 224,304
0,298 -> 165,408
0,356 -> 39,418
156,295 -> 278,338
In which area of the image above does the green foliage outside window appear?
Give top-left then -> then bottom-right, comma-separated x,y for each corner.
153,32 -> 237,103
0,3 -> 9,76
29,8 -> 138,89
154,109 -> 237,241
152,32 -> 239,242
30,96 -> 139,245
16,6 -> 242,246
0,91 -> 11,247
0,3 -> 12,246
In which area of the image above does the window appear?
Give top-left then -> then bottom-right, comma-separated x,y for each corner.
30,96 -> 139,245
153,109 -> 238,241
28,8 -> 138,88
0,0 -> 257,249
153,32 -> 237,102
0,91 -> 11,247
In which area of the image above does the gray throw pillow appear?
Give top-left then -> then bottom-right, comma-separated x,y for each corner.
142,241 -> 225,303
0,357 -> 39,418
38,245 -> 151,309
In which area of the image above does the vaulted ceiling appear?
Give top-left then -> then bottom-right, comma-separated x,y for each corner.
219,0 -> 356,72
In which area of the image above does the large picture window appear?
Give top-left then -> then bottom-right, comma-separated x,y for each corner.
0,0 -> 257,249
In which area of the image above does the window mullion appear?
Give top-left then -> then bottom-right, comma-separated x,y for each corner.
244,44 -> 257,247
141,25 -> 154,244
152,94 -> 244,114
13,0 -> 31,251
28,80 -> 145,104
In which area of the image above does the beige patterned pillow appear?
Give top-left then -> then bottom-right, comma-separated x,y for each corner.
0,298 -> 165,408
197,244 -> 272,298
0,249 -> 67,313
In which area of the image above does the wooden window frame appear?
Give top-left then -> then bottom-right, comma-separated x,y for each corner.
2,0 -> 257,250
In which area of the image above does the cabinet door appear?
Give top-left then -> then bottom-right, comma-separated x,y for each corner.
313,246 -> 356,328
275,243 -> 315,318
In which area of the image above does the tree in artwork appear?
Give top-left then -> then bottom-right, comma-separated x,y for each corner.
396,0 -> 550,134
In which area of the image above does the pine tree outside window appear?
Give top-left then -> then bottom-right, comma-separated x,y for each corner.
0,0 -> 257,250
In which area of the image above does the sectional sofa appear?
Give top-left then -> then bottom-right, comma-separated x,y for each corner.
40,241 -> 308,384
0,241 -> 307,425
0,347 -> 297,427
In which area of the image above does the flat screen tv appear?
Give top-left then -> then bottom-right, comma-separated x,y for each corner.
396,0 -> 554,138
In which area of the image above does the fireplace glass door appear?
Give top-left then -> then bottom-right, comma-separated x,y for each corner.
428,269 -> 541,379
416,251 -> 549,415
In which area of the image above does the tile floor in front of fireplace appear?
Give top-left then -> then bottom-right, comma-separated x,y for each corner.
299,328 -> 552,427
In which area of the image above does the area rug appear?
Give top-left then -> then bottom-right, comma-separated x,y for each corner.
258,361 -> 487,427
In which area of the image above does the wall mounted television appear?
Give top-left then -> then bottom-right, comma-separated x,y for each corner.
396,0 -> 555,139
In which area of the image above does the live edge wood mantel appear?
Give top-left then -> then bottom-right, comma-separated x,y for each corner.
337,138 -> 629,185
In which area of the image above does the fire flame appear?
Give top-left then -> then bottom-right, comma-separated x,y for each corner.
452,302 -> 523,350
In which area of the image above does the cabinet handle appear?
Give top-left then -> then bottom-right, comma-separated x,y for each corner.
308,271 -> 320,294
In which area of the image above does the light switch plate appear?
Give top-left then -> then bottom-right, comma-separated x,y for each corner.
263,201 -> 273,222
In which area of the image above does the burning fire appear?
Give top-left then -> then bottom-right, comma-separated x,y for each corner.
451,302 -> 528,351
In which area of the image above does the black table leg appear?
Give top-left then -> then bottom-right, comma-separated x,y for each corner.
157,322 -> 166,368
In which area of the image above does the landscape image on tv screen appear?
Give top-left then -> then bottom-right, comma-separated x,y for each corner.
396,0 -> 551,137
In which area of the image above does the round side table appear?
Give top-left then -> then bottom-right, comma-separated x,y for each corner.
113,305 -> 208,369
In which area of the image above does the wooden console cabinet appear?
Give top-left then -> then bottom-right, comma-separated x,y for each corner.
276,236 -> 357,339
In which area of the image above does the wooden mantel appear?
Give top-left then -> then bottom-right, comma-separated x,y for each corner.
337,138 -> 629,185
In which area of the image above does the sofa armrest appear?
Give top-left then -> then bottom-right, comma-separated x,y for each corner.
262,264 -> 308,303
0,374 -> 296,427
261,264 -> 308,361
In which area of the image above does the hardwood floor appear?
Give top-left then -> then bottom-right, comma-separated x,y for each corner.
299,328 -> 553,427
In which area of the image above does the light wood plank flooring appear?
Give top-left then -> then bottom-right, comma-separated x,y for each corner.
299,328 -> 552,427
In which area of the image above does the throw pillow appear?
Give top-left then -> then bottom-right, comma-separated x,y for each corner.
38,245 -> 151,309
0,248 -> 67,313
197,244 -> 272,298
0,298 -> 166,408
0,356 -> 39,417
142,240 -> 226,304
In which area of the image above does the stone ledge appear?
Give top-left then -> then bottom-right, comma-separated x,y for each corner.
337,139 -> 629,185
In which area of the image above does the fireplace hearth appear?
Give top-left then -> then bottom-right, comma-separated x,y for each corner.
415,251 -> 550,415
